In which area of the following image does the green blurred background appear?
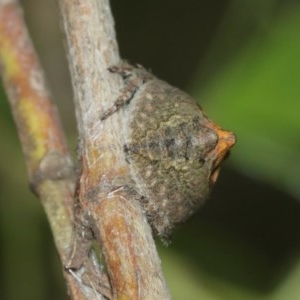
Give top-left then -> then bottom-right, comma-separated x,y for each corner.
1,0 -> 300,299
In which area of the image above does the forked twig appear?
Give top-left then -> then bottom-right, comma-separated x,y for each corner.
0,1 -> 106,299
0,0 -> 171,299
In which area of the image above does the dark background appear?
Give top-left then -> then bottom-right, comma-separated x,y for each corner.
1,0 -> 300,299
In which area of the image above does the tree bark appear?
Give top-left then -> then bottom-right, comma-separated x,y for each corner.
57,0 -> 171,299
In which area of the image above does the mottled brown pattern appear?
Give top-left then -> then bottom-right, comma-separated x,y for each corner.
104,62 -> 236,239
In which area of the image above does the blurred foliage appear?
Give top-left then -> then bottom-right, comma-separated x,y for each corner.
197,4 -> 300,200
1,0 -> 300,299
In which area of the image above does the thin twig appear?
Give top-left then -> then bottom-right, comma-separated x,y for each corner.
0,1 -> 101,299
57,0 -> 171,299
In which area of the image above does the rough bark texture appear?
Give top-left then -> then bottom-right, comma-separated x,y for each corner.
0,1 -> 98,299
57,0 -> 171,299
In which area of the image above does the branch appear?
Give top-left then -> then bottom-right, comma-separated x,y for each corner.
57,0 -> 171,299
0,1 -> 102,299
